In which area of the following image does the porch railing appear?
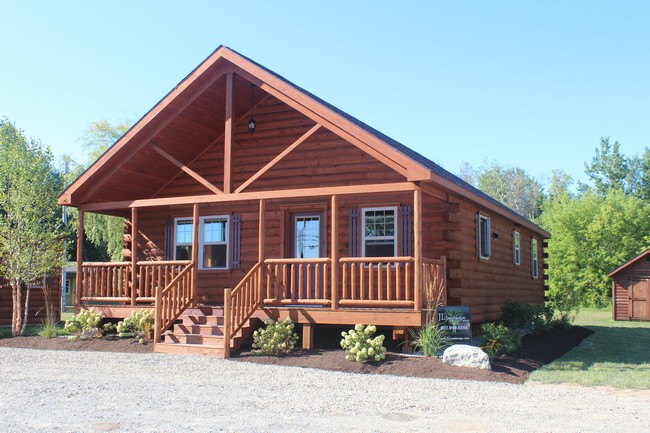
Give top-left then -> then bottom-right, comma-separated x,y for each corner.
262,258 -> 331,306
422,256 -> 447,308
153,262 -> 195,344
223,262 -> 264,358
340,257 -> 415,308
80,262 -> 131,302
79,260 -> 192,305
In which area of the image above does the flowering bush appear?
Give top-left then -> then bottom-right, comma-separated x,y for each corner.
340,324 -> 387,363
479,322 -> 521,360
117,310 -> 154,339
252,318 -> 298,355
64,308 -> 103,339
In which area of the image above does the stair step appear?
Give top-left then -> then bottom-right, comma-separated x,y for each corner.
182,315 -> 224,326
164,333 -> 225,346
174,323 -> 224,336
154,342 -> 225,357
184,306 -> 224,316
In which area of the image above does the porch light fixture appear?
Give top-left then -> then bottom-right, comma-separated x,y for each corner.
248,83 -> 256,134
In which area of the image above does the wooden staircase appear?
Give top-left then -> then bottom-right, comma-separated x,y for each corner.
154,307 -> 258,357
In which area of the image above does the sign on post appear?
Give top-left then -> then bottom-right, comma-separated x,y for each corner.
436,306 -> 471,343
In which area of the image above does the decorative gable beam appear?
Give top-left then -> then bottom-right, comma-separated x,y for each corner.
149,142 -> 222,195
224,72 -> 234,194
235,123 -> 322,193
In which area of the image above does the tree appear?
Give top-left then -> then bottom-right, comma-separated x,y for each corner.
63,119 -> 131,261
460,161 -> 544,220
540,189 -> 650,309
0,118 -> 64,336
584,137 -> 636,196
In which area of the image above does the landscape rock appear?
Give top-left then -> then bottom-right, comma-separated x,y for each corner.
442,344 -> 491,370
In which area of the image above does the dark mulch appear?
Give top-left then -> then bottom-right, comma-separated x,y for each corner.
0,326 -> 592,384
0,334 -> 153,353
231,326 -> 593,384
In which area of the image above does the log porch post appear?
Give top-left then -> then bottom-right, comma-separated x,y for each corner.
224,72 -> 234,194
75,210 -> 84,308
192,203 -> 199,307
258,198 -> 265,302
130,207 -> 138,306
414,186 -> 422,312
331,194 -> 339,310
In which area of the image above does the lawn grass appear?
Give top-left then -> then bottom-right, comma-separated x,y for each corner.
530,308 -> 650,389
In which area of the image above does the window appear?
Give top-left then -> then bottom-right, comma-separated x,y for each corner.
477,213 -> 490,259
174,216 -> 230,270
174,218 -> 193,260
513,230 -> 521,265
200,216 -> 229,270
362,207 -> 397,257
531,238 -> 539,278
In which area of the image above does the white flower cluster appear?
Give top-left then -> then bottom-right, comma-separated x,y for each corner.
252,318 -> 298,355
64,308 -> 103,339
117,310 -> 154,338
340,323 -> 387,363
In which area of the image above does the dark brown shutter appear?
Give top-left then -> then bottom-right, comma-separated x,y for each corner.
349,208 -> 359,257
231,214 -> 241,269
475,213 -> 481,258
399,206 -> 412,257
164,218 -> 173,261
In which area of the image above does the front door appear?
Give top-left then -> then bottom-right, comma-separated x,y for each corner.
290,213 -> 322,300
630,279 -> 650,321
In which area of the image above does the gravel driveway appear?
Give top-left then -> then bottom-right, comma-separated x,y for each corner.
1,347 -> 648,433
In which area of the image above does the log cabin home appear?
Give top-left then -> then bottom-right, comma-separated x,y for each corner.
58,46 -> 550,357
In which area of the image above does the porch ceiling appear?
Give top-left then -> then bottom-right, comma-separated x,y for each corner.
62,64 -> 268,207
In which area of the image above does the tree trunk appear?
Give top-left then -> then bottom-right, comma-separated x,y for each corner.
11,280 -> 21,337
20,285 -> 31,335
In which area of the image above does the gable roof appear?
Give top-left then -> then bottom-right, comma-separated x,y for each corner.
607,249 -> 650,278
59,45 -> 550,238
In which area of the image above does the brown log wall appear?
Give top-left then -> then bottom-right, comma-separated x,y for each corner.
0,276 -> 62,326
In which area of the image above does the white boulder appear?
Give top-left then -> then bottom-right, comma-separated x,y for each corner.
442,344 -> 491,370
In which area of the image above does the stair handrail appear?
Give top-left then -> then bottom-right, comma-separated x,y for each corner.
223,262 -> 263,358
153,261 -> 195,347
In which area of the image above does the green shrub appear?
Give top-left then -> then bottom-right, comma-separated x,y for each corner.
252,318 -> 299,355
340,324 -> 387,363
38,321 -> 67,339
64,308 -> 102,338
411,320 -> 448,357
117,310 -> 154,338
500,301 -> 555,334
480,322 -> 521,360
102,322 -> 118,335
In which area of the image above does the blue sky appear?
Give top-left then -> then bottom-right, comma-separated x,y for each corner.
1,1 -> 648,188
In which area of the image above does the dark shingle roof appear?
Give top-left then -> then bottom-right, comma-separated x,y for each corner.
228,47 -> 548,236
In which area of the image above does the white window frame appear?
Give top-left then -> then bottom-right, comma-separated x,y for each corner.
478,213 -> 491,259
531,238 -> 539,279
173,215 -> 230,270
513,230 -> 521,266
361,206 -> 398,258
173,217 -> 193,261
199,215 -> 230,270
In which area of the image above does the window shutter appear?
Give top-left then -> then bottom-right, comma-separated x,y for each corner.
475,213 -> 481,258
512,230 -> 517,264
486,217 -> 491,257
399,206 -> 412,257
231,214 -> 241,269
164,218 -> 173,261
349,208 -> 359,257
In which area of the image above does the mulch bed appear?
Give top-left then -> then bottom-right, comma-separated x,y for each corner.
0,327 -> 592,384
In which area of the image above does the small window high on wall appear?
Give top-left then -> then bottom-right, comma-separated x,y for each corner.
477,213 -> 491,259
531,238 -> 539,278
362,207 -> 397,257
513,230 -> 521,265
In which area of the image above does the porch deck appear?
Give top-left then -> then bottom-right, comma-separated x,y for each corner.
77,256 -> 446,356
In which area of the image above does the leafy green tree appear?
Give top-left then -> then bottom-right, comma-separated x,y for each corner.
584,137 -> 636,196
540,189 -> 650,309
460,161 -> 544,220
0,118 -> 64,336
63,119 -> 131,261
